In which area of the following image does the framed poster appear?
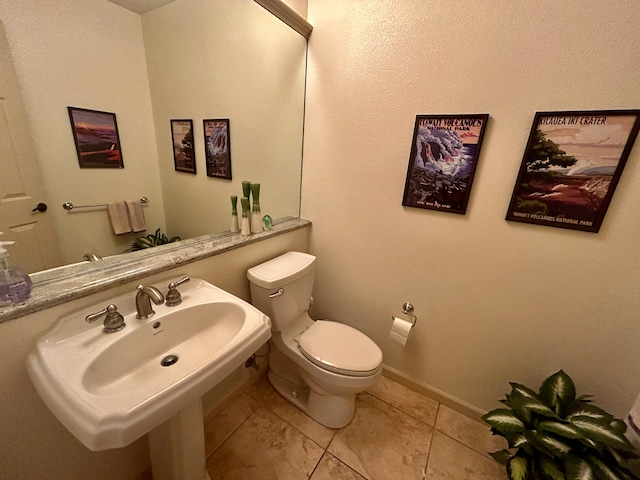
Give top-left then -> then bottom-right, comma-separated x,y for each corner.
402,114 -> 489,214
170,119 -> 196,174
67,107 -> 124,168
506,110 -> 640,233
203,118 -> 232,179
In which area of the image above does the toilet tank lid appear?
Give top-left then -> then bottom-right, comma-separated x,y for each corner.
247,251 -> 316,288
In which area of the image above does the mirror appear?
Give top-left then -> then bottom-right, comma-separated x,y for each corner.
0,0 -> 306,275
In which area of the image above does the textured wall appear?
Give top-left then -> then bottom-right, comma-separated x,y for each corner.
302,0 -> 640,415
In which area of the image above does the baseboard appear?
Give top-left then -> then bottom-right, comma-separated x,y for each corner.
382,365 -> 484,422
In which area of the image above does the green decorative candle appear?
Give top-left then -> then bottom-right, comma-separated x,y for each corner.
240,197 -> 250,218
250,183 -> 261,211
242,181 -> 251,201
230,195 -> 238,215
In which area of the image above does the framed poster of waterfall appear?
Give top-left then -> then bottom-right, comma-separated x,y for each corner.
505,110 -> 640,233
203,118 -> 232,179
402,114 -> 489,214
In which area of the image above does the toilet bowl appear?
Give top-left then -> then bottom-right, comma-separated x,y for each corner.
247,251 -> 383,428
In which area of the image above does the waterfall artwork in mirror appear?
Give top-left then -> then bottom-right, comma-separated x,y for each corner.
204,119 -> 232,180
67,107 -> 124,169
170,119 -> 196,174
0,0 -> 307,275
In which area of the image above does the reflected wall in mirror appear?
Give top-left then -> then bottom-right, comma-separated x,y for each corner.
0,0 -> 306,274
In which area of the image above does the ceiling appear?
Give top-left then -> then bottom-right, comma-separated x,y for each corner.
107,0 -> 176,14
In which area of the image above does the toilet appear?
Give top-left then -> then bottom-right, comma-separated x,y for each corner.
247,251 -> 383,428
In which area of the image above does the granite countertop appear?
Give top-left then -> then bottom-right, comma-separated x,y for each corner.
0,217 -> 311,324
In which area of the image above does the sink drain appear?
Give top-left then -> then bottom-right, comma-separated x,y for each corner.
161,354 -> 179,367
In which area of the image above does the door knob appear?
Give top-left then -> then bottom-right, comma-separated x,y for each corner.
32,203 -> 48,213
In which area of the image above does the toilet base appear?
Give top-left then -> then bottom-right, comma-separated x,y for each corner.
268,368 -> 356,429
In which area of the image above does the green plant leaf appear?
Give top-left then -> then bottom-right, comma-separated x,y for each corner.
512,396 -> 558,422
510,382 -> 544,401
565,453 -> 596,480
586,454 -> 621,480
505,432 -> 529,449
508,455 -> 530,480
565,403 -> 613,423
482,409 -> 526,433
490,449 -> 513,465
540,370 -> 576,415
604,444 -> 640,461
538,456 -> 565,480
610,419 -> 627,434
522,430 -> 553,457
578,438 -> 598,450
570,416 -> 635,451
617,470 -> 637,480
576,394 -> 594,403
534,431 -> 573,459
511,397 -> 532,425
129,228 -> 181,251
537,420 -> 585,440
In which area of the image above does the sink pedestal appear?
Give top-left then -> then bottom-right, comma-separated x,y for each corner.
148,399 -> 211,480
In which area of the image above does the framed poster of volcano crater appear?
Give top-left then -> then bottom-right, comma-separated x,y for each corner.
402,114 -> 489,215
506,110 -> 640,233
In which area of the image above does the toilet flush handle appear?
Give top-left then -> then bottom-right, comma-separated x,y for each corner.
269,288 -> 285,298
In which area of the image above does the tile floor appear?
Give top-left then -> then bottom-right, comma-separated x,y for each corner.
203,374 -> 508,479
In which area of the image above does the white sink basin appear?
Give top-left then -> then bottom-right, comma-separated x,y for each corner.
27,277 -> 271,452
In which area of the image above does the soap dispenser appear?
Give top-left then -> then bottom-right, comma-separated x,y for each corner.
0,233 -> 32,306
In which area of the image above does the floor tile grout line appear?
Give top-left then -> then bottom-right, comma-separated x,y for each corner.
435,428 -> 496,461
421,402 -> 441,477
319,451 -> 369,480
260,403 -> 330,451
363,390 -> 438,428
204,400 -> 261,460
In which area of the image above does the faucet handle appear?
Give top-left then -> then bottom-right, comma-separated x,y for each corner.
166,276 -> 190,307
85,304 -> 126,333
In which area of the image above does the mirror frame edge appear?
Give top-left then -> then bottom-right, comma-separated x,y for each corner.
253,0 -> 312,38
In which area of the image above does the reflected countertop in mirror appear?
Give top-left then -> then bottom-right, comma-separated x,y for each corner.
0,217 -> 311,324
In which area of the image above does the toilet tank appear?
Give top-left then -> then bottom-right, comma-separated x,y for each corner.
247,252 -> 316,332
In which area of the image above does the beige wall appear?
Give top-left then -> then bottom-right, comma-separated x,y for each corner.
143,0 -> 306,239
302,0 -> 640,416
281,0 -> 308,19
0,228 -> 310,479
0,0 -> 166,264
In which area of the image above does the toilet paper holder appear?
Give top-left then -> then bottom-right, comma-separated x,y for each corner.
392,302 -> 417,328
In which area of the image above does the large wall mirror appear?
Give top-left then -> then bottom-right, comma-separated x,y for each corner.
0,0 -> 307,276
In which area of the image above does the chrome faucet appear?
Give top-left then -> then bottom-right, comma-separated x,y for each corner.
135,284 -> 164,319
83,252 -> 102,262
86,303 -> 125,333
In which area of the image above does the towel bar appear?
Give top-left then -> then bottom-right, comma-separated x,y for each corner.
62,197 -> 149,211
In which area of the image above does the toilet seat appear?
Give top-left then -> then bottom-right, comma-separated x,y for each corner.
297,320 -> 382,377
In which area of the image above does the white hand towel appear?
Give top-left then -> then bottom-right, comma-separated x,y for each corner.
126,200 -> 146,232
107,202 -> 132,234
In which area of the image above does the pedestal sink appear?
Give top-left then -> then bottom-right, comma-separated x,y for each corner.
27,277 -> 271,480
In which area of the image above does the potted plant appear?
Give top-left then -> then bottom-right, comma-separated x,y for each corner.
482,370 -> 638,479
129,228 -> 180,251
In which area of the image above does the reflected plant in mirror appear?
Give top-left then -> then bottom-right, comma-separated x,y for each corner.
0,0 -> 307,277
